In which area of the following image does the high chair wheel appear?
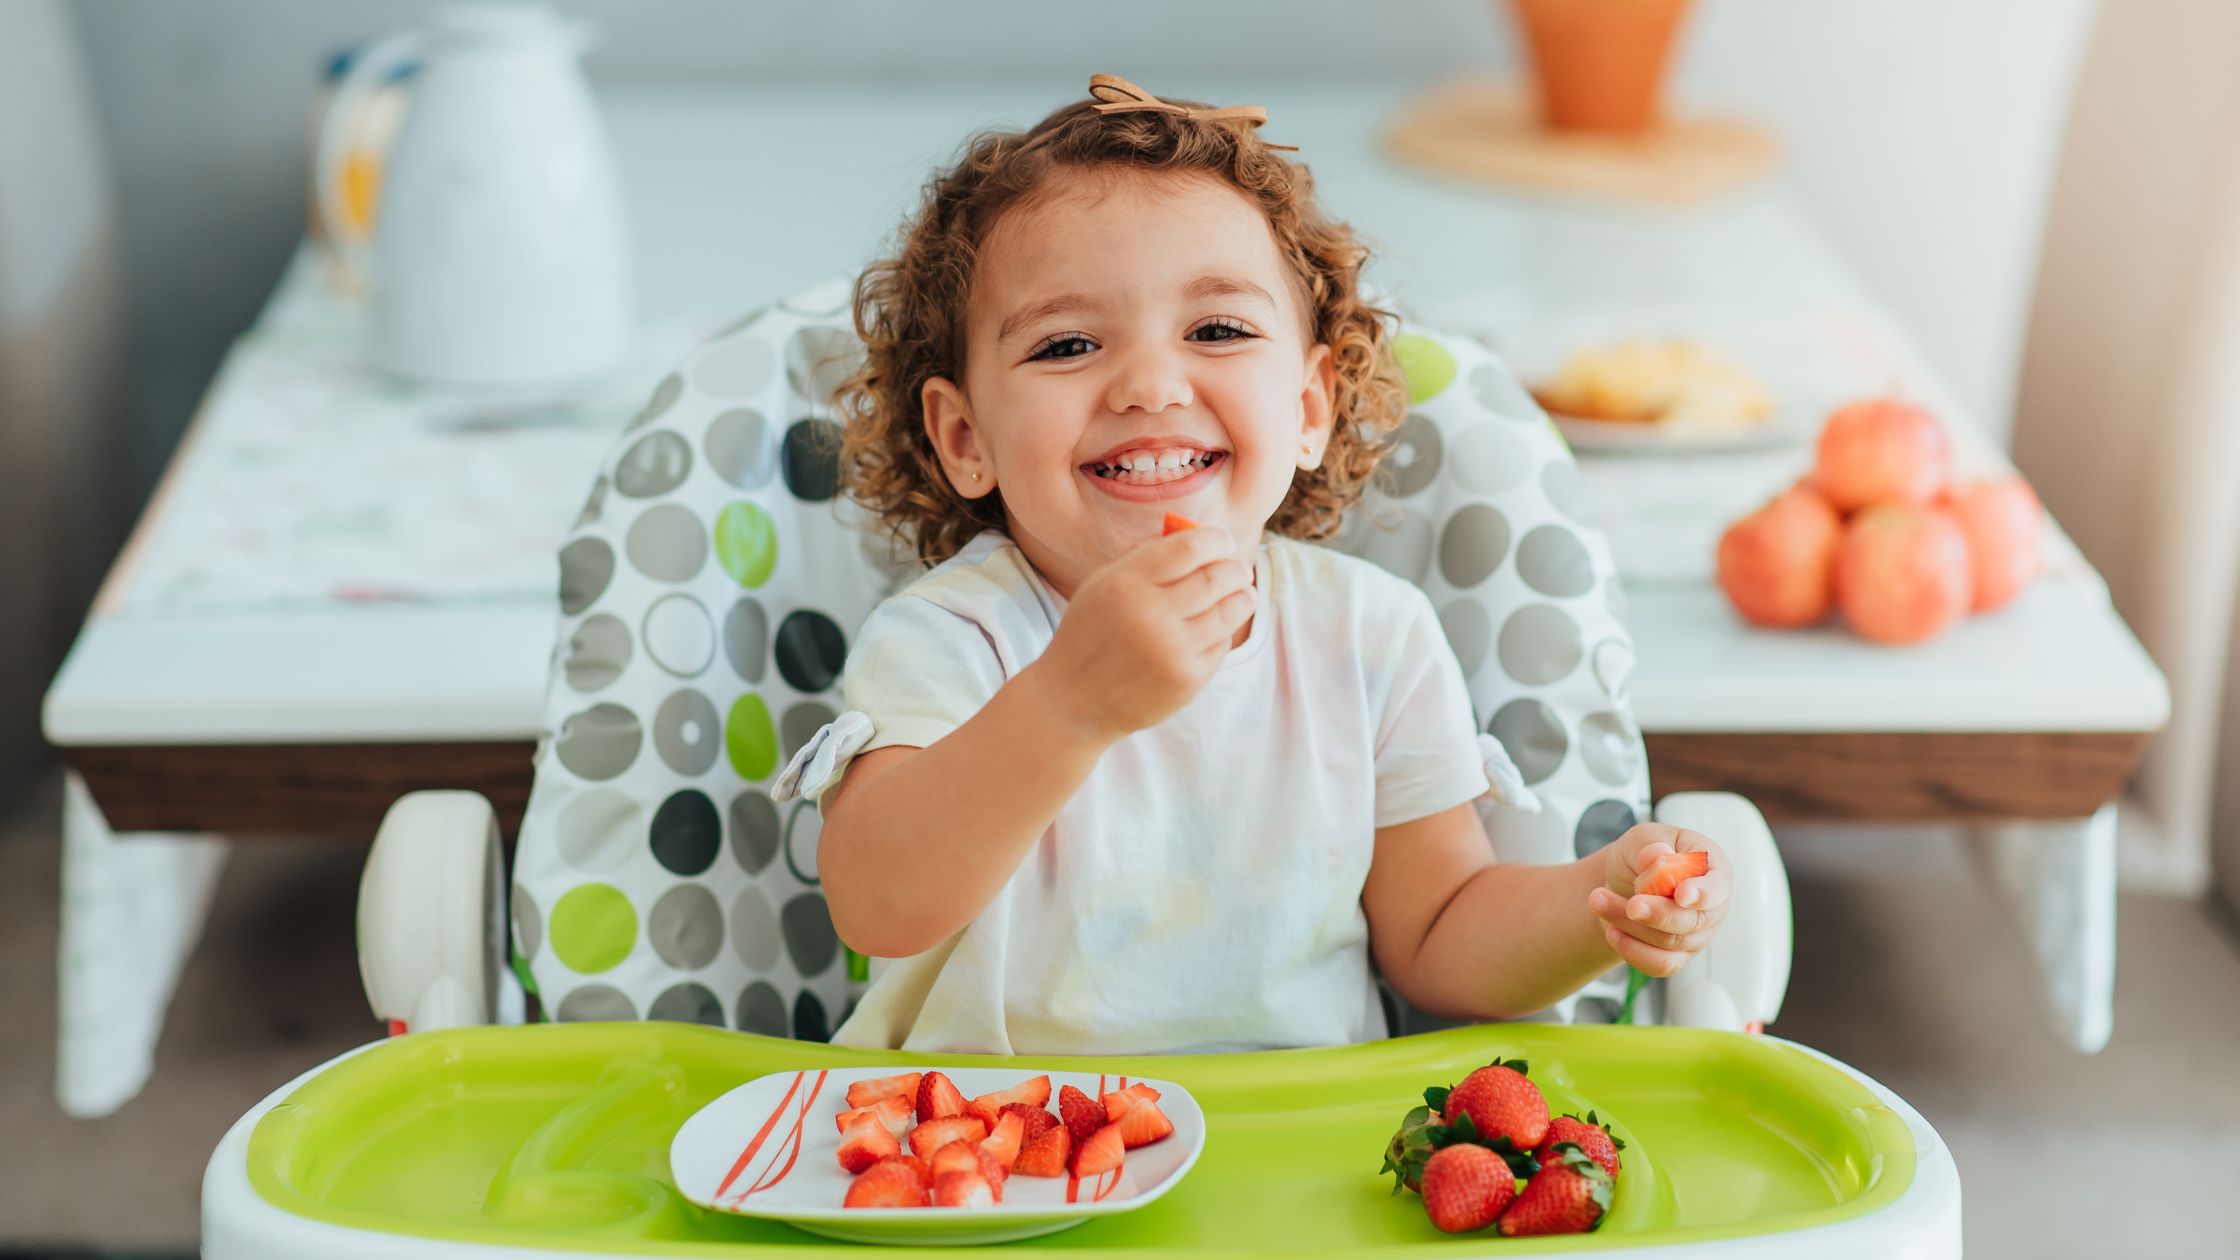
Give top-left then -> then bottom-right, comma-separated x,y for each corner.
358,790 -> 504,1033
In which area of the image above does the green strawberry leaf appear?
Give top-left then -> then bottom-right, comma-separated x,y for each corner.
1491,1056 -> 1530,1078
1423,1085 -> 1450,1112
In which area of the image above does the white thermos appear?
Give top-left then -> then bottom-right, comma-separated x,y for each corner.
316,3 -> 631,388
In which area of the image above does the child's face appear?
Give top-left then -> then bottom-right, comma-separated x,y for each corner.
922,168 -> 1336,595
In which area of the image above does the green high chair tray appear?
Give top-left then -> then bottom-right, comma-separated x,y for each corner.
207,1021 -> 1959,1257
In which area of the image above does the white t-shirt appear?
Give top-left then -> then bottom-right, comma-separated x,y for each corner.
824,530 -> 1489,1055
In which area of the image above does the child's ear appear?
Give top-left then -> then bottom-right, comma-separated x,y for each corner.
1297,343 -> 1338,469
922,376 -> 996,498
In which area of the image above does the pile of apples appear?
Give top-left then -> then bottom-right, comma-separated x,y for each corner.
1716,399 -> 2043,645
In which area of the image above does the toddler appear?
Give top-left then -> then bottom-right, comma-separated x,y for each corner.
786,76 -> 1729,1054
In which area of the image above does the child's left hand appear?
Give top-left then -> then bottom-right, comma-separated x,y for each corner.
1586,825 -> 1731,977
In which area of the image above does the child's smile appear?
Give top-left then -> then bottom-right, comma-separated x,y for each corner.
919,167 -> 1335,597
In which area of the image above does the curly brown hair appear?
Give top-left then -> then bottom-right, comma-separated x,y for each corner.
835,80 -> 1409,566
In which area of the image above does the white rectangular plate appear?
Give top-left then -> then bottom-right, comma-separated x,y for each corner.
670,1065 -> 1205,1246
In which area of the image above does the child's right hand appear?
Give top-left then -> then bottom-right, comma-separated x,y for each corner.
1033,526 -> 1257,744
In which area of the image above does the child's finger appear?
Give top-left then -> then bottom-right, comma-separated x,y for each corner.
1591,898 -> 1695,952
1604,926 -> 1689,978
1169,556 -> 1253,617
1186,585 -> 1257,648
1673,860 -> 1732,911
1625,894 -> 1709,936
1136,525 -> 1236,581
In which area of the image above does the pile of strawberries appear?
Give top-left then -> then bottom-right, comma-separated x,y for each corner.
1380,1058 -> 1621,1237
837,1071 -> 1175,1209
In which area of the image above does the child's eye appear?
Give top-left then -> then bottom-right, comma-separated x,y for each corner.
1028,334 -> 1099,362
1188,318 -> 1257,344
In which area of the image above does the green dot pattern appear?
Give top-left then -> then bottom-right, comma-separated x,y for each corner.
547,883 -> 637,975
1393,333 -> 1457,405
725,692 -> 779,780
713,501 -> 779,588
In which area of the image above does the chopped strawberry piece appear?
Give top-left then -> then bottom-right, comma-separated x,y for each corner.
1058,1084 -> 1107,1149
1162,512 -> 1198,536
837,1114 -> 902,1174
1107,1097 -> 1175,1149
1636,849 -> 1712,899
874,1153 -> 933,1193
916,1071 -> 967,1124
973,1074 -> 1052,1111
933,1168 -> 997,1208
976,1144 -> 1008,1189
845,1071 -> 924,1110
907,1115 -> 989,1162
1003,1103 -> 1060,1143
1070,1123 -> 1125,1179
964,1098 -> 1003,1134
844,1160 -> 929,1208
979,1111 -> 1026,1173
930,1140 -> 981,1180
835,1094 -> 914,1140
1099,1082 -> 1163,1117
1013,1126 -> 1072,1177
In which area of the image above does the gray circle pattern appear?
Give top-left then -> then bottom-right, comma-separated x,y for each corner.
558,538 -> 614,615
1439,503 -> 1511,589
625,504 -> 708,583
731,887 -> 779,970
616,431 -> 693,498
643,594 -> 715,678
1488,698 -> 1569,785
1377,413 -> 1444,499
781,892 -> 840,976
648,883 -> 724,970
1574,799 -> 1639,859
782,700 -> 838,762
730,791 -> 781,874
563,613 -> 631,692
1517,525 -> 1595,598
736,981 -> 788,1036
555,703 -> 641,780
652,690 -> 722,776
1450,424 -> 1531,497
1498,604 -> 1584,686
706,408 -> 777,490
1346,507 -> 1435,585
1578,711 -> 1642,787
724,599 -> 770,683
556,984 -> 637,1022
649,981 -> 725,1026
1472,362 -> 1540,417
785,326 -> 863,411
556,788 -> 642,872
511,884 -> 542,960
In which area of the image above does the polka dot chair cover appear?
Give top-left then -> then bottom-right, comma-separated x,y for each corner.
511,279 -> 1653,1040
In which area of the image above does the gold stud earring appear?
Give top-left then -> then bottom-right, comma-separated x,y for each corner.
972,471 -> 982,483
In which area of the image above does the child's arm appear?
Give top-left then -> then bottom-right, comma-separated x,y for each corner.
820,526 -> 1255,958
1363,804 -> 1732,1021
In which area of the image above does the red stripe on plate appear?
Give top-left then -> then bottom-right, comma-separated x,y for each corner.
741,1069 -> 828,1198
713,1071 -> 805,1201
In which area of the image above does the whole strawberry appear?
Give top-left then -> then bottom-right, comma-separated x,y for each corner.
1498,1147 -> 1613,1237
1442,1058 -> 1549,1151
1535,1113 -> 1624,1181
1419,1144 -> 1517,1234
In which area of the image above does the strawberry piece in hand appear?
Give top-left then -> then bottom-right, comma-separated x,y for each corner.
1635,849 -> 1712,900
845,1159 -> 930,1208
1498,1147 -> 1613,1236
1161,512 -> 1198,536
1420,1143 -> 1517,1234
1013,1126 -> 1072,1177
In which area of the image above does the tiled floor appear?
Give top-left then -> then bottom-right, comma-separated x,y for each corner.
2,773 -> 2237,1257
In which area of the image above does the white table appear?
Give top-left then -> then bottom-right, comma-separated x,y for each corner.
42,76 -> 2167,1115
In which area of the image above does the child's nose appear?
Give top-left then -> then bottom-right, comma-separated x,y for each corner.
1103,344 -> 1193,415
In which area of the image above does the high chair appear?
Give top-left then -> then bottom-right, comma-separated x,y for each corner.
201,282 -> 1960,1257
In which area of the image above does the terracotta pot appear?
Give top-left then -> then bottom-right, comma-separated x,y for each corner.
1508,0 -> 1695,134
